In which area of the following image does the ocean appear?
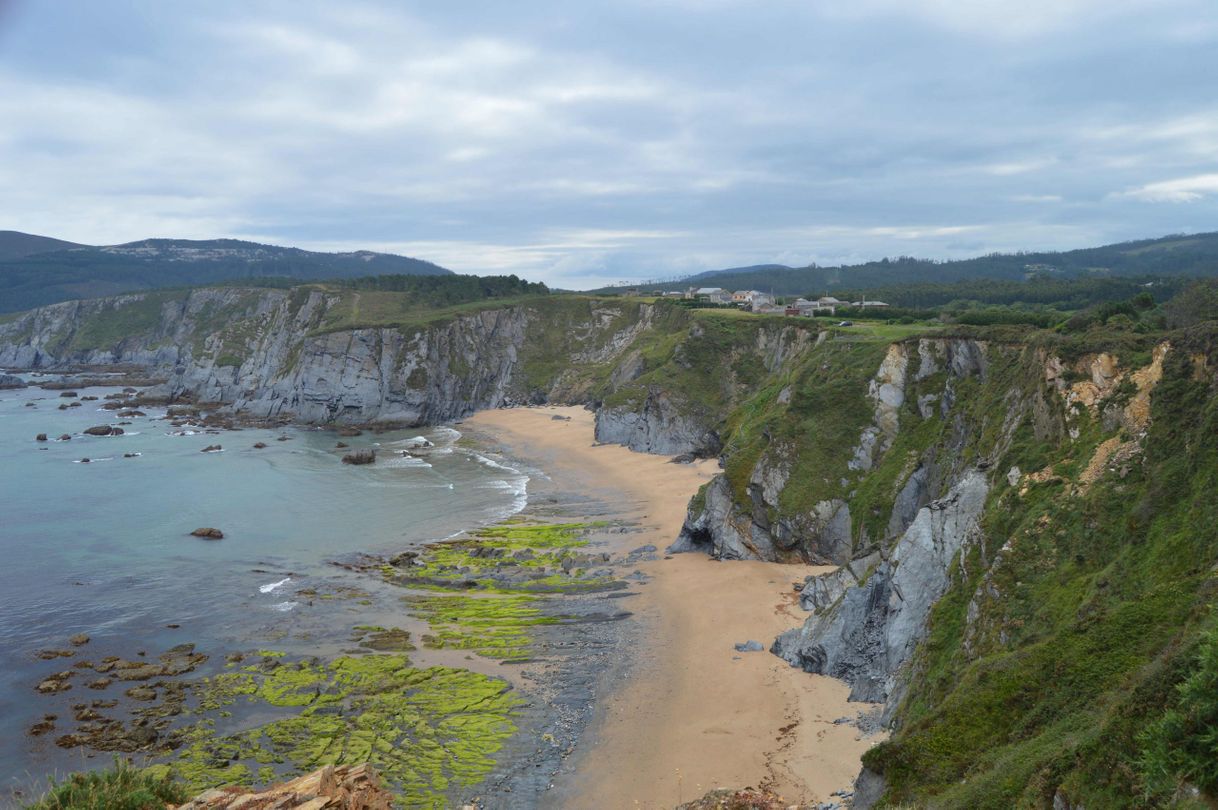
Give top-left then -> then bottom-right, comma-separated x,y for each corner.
0,374 -> 529,794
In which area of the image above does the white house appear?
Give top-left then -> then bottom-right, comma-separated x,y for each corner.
694,287 -> 733,304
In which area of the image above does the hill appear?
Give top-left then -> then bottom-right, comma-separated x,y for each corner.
600,231 -> 1218,296
0,233 -> 451,313
0,230 -> 86,261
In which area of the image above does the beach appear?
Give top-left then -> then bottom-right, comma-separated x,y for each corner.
466,405 -> 883,809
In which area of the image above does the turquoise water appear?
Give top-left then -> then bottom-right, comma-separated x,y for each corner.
0,375 -> 527,790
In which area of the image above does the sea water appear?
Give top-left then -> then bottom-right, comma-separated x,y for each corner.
0,375 -> 528,789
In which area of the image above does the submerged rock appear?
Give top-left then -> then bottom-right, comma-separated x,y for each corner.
200,444 -> 222,453
342,448 -> 376,465
35,433 -> 47,441
83,425 -> 122,436
190,527 -> 224,539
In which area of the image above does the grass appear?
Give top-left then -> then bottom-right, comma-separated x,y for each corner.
23,758 -> 188,810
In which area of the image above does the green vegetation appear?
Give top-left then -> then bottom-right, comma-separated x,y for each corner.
1141,628 -> 1218,799
23,759 -> 188,810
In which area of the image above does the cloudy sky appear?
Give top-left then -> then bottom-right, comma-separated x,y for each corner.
1,1 -> 1216,288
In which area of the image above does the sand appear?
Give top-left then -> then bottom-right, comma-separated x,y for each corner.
465,405 -> 883,809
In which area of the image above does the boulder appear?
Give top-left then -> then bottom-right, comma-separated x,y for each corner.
0,373 -> 26,390
252,442 -> 267,449
83,425 -> 121,436
337,426 -> 364,437
335,441 -> 349,448
200,444 -> 222,453
59,391 -> 78,398
116,410 -> 145,417
58,434 -> 71,441
342,448 -> 376,465
35,433 -> 47,441
190,528 -> 224,539
69,633 -> 90,646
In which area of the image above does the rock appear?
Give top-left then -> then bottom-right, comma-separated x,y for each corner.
201,444 -> 222,452
668,453 -> 696,464
81,395 -> 97,401
551,414 -> 571,421
36,671 -> 74,693
125,686 -> 156,700
734,640 -> 765,652
389,550 -> 419,567
342,448 -> 376,465
69,633 -> 90,646
337,426 -> 363,436
87,678 -> 112,690
335,441 -> 349,448
276,435 -> 292,441
59,391 -> 78,398
773,471 -> 989,705
123,452 -> 138,458
79,458 -> 91,463
28,716 -> 56,736
677,787 -> 791,810
252,442 -> 267,449
116,409 -> 145,417
83,425 -> 121,436
174,763 -> 394,809
191,527 -> 224,539
0,373 -> 26,389
35,433 -> 47,441
630,544 -> 658,554
36,649 -> 74,660
57,433 -> 71,441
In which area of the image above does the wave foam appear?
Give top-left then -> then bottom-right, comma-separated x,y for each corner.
259,577 -> 291,594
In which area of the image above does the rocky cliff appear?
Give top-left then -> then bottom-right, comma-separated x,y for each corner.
0,289 -> 671,429
4,287 -> 1217,807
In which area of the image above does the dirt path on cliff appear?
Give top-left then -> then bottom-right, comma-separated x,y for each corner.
464,406 -> 881,809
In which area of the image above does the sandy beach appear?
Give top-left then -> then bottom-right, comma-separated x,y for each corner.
466,405 -> 882,809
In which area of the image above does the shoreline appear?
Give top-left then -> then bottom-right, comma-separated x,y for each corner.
465,405 -> 883,809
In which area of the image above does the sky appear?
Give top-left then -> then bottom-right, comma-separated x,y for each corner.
0,0 -> 1216,289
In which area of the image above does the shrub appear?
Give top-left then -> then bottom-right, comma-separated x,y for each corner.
25,760 -> 188,810
1140,628 -> 1218,800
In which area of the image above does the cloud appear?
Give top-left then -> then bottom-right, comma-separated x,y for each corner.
1114,173 -> 1218,203
0,0 -> 1215,286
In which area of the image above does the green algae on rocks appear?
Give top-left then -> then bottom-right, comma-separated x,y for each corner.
406,594 -> 559,661
385,520 -> 622,594
173,654 -> 520,808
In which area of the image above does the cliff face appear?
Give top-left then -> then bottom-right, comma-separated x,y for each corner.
0,289 -> 665,428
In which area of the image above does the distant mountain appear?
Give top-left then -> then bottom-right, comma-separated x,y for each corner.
0,230 -> 86,261
0,233 -> 451,313
595,232 -> 1218,296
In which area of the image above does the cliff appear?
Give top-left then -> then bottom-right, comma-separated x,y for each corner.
3,287 -> 1217,807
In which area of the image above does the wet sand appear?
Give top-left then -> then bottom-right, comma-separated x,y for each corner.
465,405 -> 882,809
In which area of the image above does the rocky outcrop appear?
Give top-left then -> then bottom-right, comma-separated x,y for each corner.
174,763 -> 393,809
0,372 -> 25,388
595,389 -> 721,456
772,469 -> 989,704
